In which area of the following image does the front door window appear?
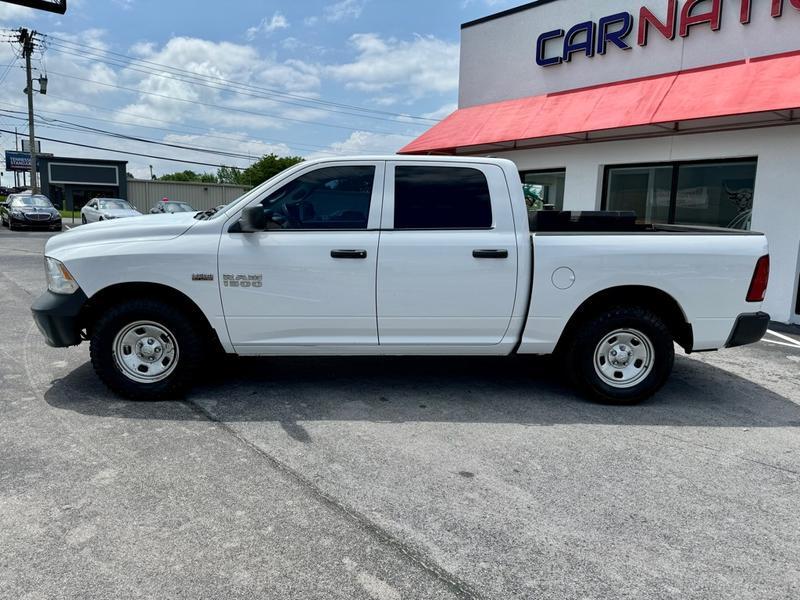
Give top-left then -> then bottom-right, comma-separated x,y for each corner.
258,166 -> 375,230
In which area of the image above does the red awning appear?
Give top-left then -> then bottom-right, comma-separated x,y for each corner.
400,52 -> 800,155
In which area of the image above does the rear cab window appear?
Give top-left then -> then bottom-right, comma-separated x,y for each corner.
392,166 -> 493,229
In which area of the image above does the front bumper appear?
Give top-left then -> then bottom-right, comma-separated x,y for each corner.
11,215 -> 62,229
31,289 -> 88,347
726,312 -> 770,348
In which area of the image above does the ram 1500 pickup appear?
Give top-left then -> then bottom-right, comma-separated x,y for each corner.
31,156 -> 771,404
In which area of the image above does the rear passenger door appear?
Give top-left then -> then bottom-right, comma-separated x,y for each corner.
377,162 -> 519,347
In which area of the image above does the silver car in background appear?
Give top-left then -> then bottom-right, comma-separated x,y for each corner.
80,198 -> 142,224
149,201 -> 196,214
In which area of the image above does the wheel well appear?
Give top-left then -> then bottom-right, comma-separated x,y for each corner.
558,286 -> 693,353
79,283 -> 225,352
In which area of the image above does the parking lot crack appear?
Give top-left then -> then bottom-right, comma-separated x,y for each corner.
641,428 -> 799,477
0,270 -> 34,298
183,398 -> 486,600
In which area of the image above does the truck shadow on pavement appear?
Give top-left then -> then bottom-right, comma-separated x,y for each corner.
44,354 -> 800,443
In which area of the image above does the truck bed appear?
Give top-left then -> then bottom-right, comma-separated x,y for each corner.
529,210 -> 763,236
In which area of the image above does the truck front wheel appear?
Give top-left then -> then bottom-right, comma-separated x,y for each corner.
566,306 -> 674,405
90,299 -> 204,400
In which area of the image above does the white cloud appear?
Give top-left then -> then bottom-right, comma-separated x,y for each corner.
422,103 -> 457,120
245,11 -> 289,40
307,130 -> 412,160
0,4 -> 34,21
323,0 -> 367,22
115,36 -> 321,132
326,33 -> 459,101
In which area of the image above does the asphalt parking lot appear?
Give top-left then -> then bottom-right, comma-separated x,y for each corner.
1,228 -> 799,600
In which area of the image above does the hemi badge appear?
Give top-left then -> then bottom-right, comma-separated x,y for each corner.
192,274 -> 214,281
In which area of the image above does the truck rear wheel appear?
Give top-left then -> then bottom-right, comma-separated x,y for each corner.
90,299 -> 204,400
565,306 -> 674,404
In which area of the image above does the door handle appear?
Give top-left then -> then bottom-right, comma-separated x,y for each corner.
473,249 -> 509,259
331,249 -> 368,259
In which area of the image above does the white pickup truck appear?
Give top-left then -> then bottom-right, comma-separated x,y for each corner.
31,156 -> 771,404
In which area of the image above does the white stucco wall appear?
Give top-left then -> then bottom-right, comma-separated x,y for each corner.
494,124 -> 800,323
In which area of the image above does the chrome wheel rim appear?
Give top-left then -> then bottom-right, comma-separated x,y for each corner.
593,328 -> 654,389
112,321 -> 179,384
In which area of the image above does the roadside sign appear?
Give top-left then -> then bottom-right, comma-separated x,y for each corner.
21,139 -> 41,153
5,151 -> 31,172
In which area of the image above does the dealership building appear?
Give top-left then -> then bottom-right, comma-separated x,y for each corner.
402,0 -> 800,324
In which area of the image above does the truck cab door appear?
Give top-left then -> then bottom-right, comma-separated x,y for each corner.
218,161 -> 384,353
377,161 -> 519,348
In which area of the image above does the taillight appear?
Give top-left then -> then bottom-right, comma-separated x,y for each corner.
746,255 -> 770,303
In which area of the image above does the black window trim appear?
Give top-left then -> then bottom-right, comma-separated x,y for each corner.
519,167 -> 567,178
601,157 -> 758,226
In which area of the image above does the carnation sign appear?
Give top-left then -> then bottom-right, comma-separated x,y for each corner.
536,0 -> 800,67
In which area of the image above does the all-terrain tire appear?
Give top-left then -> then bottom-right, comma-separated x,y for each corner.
90,298 -> 205,400
564,305 -> 675,405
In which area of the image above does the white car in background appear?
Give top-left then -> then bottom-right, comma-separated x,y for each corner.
80,198 -> 142,224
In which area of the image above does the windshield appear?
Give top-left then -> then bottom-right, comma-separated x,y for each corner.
13,195 -> 52,208
98,199 -> 132,210
166,202 -> 194,213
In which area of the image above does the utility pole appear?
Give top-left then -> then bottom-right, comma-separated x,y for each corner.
14,127 -> 19,188
19,28 -> 38,194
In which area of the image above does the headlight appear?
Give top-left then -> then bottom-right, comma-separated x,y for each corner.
11,210 -> 23,218
45,257 -> 80,295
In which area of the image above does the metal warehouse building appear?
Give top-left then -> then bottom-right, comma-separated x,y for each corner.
403,0 -> 800,324
31,155 -> 249,214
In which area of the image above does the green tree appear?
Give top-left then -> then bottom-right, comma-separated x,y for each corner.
159,170 -> 217,183
216,165 -> 247,185
226,153 -> 304,188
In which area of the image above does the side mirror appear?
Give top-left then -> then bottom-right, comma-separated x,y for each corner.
239,206 -> 267,232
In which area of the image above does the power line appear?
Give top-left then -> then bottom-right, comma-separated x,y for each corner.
42,34 -> 439,124
0,109 -> 339,161
44,68 -> 416,137
0,126 -> 262,168
46,43 -> 432,127
0,100 -> 341,154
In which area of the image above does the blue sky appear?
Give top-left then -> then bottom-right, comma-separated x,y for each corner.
0,0 -> 517,183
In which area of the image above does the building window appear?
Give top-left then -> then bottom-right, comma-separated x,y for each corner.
521,169 -> 566,211
604,159 -> 757,230
394,166 -> 492,229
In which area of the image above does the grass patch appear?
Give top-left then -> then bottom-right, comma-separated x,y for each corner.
59,210 -> 81,220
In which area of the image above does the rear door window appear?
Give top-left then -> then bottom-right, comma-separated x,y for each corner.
393,166 -> 493,230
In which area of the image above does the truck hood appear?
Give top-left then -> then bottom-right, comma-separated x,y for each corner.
47,213 -> 198,255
